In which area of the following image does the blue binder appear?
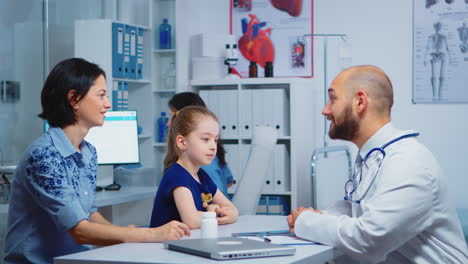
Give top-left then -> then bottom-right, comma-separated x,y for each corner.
118,81 -> 125,110
137,27 -> 144,79
123,24 -> 131,79
127,25 -> 137,79
112,22 -> 125,78
123,82 -> 129,110
112,81 -> 119,110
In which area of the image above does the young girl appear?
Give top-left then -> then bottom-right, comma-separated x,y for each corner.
150,106 -> 238,229
167,92 -> 234,196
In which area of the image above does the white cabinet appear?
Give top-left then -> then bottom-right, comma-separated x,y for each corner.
191,78 -> 318,211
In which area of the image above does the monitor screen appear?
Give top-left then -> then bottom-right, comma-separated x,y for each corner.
45,111 -> 140,165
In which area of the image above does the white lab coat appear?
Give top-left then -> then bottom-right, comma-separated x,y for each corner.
295,123 -> 468,263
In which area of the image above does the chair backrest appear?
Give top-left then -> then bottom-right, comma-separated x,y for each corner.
232,126 -> 277,215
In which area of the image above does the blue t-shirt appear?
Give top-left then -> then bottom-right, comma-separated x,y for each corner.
150,163 -> 217,228
201,156 -> 233,196
5,127 -> 98,264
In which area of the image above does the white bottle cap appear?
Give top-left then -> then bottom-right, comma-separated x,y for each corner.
202,211 -> 216,218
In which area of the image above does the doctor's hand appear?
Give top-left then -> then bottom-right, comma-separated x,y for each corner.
287,207 -> 322,233
152,220 -> 190,241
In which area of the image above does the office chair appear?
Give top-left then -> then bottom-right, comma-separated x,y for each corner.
232,126 -> 277,215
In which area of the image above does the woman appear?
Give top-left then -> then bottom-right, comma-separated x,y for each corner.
4,58 -> 189,264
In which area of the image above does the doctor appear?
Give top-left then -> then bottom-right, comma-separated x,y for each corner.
288,65 -> 468,263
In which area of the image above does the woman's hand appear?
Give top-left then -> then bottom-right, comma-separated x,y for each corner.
151,220 -> 190,241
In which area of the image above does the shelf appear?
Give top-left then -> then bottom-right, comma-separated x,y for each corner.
152,89 -> 176,93
113,78 -> 152,84
221,136 -> 290,142
138,134 -> 151,140
261,191 -> 292,196
191,77 -> 311,87
153,49 -> 176,53
153,142 -> 167,147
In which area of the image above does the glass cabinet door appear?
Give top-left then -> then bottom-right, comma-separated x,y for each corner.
0,0 -> 45,167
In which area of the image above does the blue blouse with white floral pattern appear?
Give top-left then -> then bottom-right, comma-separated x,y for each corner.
4,127 -> 98,264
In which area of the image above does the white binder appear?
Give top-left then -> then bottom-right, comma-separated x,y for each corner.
263,144 -> 275,193
262,89 -> 275,129
240,89 -> 253,138
238,144 -> 251,190
225,144 -> 239,194
273,144 -> 290,193
272,89 -> 289,137
252,90 -> 265,129
211,90 -> 228,138
224,89 -> 238,138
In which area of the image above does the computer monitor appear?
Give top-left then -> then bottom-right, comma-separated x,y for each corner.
85,110 -> 140,165
45,110 -> 140,186
45,111 -> 140,164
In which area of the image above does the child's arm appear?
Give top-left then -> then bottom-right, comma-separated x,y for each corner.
212,190 -> 239,225
173,186 -> 204,229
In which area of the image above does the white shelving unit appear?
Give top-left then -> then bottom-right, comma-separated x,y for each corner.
150,0 -> 177,169
191,78 -> 318,210
73,0 -> 178,226
74,0 -> 178,174
74,19 -> 154,171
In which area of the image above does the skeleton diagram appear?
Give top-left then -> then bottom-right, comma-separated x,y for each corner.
424,22 -> 451,100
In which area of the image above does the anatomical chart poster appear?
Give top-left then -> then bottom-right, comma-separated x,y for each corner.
230,0 -> 313,77
413,0 -> 468,103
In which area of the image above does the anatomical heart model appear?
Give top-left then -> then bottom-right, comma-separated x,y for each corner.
238,14 -> 275,68
231,0 -> 312,77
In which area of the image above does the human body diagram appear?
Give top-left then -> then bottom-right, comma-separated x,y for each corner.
424,22 -> 452,101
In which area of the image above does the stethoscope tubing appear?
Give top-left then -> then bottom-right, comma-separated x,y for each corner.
344,132 -> 420,204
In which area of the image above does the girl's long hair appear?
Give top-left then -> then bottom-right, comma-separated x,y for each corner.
164,106 -> 218,173
168,92 -> 228,166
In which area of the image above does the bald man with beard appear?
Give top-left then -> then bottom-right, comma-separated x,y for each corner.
288,66 -> 468,263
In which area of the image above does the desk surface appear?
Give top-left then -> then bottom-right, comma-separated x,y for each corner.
54,215 -> 337,264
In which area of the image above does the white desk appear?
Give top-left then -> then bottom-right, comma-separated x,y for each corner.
54,215 -> 338,264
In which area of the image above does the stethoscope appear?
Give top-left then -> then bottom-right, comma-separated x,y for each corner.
344,132 -> 420,204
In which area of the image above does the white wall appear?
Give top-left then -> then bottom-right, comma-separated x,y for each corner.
314,0 -> 468,209
177,0 -> 468,209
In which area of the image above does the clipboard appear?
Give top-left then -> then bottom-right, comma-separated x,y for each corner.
231,230 -> 294,237
232,230 -> 317,246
